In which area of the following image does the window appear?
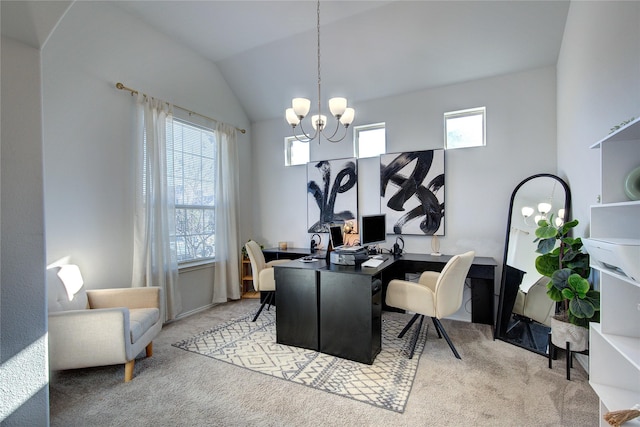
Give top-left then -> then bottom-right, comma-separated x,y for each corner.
169,119 -> 216,263
444,107 -> 486,149
354,123 -> 386,158
284,136 -> 310,166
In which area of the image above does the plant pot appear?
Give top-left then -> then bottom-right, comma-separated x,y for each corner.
550,316 -> 589,352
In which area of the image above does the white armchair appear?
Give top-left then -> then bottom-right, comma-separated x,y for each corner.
47,265 -> 163,382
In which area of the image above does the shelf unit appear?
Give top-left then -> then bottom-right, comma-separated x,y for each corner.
241,258 -> 254,294
588,117 -> 640,426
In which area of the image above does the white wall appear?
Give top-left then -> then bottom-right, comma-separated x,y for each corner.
252,67 -> 558,278
1,36 -> 48,425
557,1 -> 640,236
41,2 -> 250,313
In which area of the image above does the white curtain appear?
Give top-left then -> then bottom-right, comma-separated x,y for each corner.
213,123 -> 241,302
132,94 -> 182,321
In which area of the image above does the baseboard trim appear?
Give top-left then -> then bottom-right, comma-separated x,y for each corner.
175,303 -> 218,321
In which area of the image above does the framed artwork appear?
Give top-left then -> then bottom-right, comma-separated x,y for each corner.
380,150 -> 445,236
307,158 -> 358,233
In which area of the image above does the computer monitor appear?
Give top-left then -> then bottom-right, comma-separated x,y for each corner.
361,214 -> 387,246
329,225 -> 344,248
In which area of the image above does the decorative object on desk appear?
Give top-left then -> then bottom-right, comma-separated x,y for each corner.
495,174 -> 571,356
307,158 -> 357,233
278,241 -> 288,250
172,309 -> 427,413
310,233 -> 321,252
431,235 -> 441,256
342,218 -> 360,246
380,150 -> 445,236
624,165 -> 640,201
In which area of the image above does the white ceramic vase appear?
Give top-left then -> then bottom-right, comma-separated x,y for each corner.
550,316 -> 589,352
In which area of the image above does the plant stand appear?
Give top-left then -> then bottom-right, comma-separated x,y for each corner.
547,331 -> 589,380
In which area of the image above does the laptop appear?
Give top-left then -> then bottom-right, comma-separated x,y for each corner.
329,225 -> 362,251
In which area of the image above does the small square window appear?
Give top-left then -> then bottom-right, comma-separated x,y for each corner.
355,123 -> 386,158
284,136 -> 310,166
444,107 -> 486,149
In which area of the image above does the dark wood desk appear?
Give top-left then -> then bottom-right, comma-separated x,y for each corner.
273,252 -> 496,364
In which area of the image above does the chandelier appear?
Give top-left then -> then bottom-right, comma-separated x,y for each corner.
285,0 -> 355,143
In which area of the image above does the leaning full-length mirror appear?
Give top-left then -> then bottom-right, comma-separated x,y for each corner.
495,174 -> 571,355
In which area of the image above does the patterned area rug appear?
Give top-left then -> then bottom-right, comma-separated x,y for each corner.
172,309 -> 427,413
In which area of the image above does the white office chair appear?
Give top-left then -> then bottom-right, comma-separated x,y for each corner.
245,240 -> 289,321
385,251 -> 475,359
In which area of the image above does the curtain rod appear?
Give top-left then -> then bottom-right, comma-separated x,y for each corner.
115,82 -> 246,134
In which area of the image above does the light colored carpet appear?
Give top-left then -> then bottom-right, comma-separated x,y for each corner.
172,309 -> 427,413
49,298 -> 600,426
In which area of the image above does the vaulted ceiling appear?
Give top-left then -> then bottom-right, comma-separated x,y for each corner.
2,1 -> 570,122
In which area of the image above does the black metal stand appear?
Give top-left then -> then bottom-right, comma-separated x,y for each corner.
548,331 -> 587,381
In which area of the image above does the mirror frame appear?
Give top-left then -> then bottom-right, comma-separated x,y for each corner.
494,173 -> 571,355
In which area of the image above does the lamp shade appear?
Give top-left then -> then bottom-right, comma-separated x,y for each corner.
328,97 -> 347,117
285,108 -> 300,125
339,108 -> 355,126
521,206 -> 534,218
312,114 -> 327,130
292,98 -> 311,118
538,202 -> 552,215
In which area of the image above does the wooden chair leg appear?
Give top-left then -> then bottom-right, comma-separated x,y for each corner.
124,360 -> 135,382
146,342 -> 153,358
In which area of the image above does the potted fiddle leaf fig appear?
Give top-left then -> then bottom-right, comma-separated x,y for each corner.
534,216 -> 600,351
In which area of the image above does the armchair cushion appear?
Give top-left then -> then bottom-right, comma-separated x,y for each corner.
129,308 -> 161,343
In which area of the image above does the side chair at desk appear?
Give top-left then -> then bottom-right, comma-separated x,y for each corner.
272,251 -> 497,364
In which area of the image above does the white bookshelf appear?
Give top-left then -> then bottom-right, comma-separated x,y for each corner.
588,117 -> 640,427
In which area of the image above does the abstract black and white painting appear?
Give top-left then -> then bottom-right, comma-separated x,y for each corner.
380,150 -> 445,236
307,158 -> 358,233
